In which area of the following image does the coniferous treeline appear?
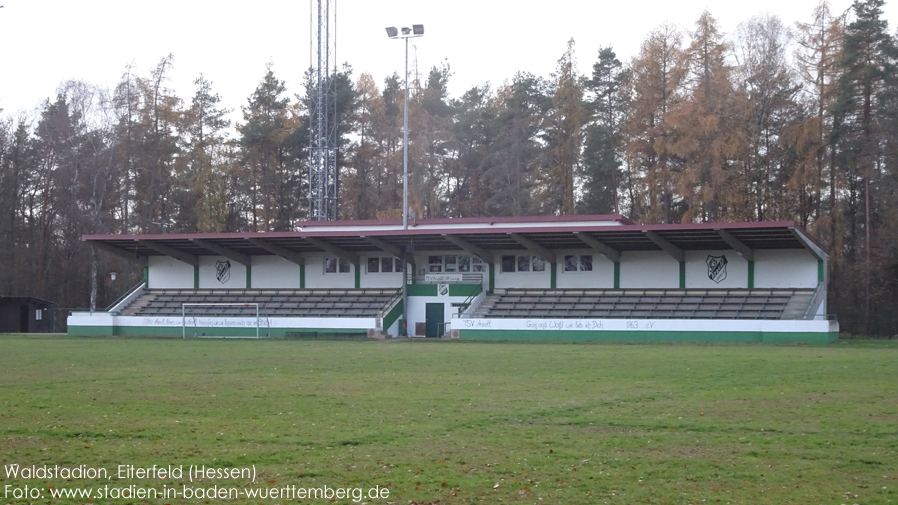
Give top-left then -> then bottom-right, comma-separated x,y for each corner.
2,1 -> 897,334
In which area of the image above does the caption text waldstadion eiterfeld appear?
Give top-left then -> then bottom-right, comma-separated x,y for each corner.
4,464 -> 390,502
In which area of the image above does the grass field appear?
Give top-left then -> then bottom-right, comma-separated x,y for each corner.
0,336 -> 896,504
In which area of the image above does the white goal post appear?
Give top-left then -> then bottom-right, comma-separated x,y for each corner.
181,303 -> 263,339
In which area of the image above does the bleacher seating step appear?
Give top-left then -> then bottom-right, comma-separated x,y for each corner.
119,288 -> 400,318
469,288 -> 815,320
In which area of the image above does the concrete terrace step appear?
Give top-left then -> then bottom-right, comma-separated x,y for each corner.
119,288 -> 401,318
472,288 -> 815,320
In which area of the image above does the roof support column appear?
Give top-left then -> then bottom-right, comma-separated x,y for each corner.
246,238 -> 305,266
508,233 -> 554,263
305,237 -> 360,267
137,240 -> 198,266
191,239 -> 250,266
89,241 -> 148,267
442,234 -> 491,263
715,229 -> 754,261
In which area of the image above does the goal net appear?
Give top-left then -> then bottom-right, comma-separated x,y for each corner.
181,303 -> 266,339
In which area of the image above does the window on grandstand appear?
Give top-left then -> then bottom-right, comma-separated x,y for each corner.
367,256 -> 404,273
502,255 -> 547,273
564,254 -> 593,272
324,257 -> 351,274
427,255 -> 486,273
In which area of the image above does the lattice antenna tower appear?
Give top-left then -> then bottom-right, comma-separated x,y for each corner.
308,0 -> 338,220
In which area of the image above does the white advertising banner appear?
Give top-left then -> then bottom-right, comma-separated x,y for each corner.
457,318 -> 834,333
425,274 -> 463,283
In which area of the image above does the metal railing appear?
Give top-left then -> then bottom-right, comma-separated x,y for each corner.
106,280 -> 146,313
801,282 -> 826,320
378,289 -> 403,318
456,286 -> 483,316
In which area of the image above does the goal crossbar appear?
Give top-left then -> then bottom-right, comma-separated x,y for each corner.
181,303 -> 261,339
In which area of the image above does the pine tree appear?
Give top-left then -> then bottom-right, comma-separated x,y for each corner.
239,64 -> 291,231
581,47 -> 629,215
132,54 -> 182,233
448,81 -> 495,217
484,73 -> 549,216
179,75 -> 231,232
831,0 -> 894,332
343,73 -> 380,219
415,63 -> 455,218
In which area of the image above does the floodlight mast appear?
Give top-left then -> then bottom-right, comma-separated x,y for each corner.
386,24 -> 423,337
385,24 -> 424,231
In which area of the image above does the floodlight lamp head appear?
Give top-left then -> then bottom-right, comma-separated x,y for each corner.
385,26 -> 398,38
412,24 -> 424,35
401,26 -> 412,36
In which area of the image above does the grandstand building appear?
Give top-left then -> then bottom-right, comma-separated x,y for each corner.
69,215 -> 838,343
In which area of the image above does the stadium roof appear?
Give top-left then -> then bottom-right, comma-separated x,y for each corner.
82,215 -> 827,266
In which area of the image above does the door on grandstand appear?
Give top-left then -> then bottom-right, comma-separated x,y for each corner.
19,304 -> 29,332
425,303 -> 444,338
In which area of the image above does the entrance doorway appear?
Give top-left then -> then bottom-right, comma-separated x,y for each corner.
425,303 -> 444,338
19,304 -> 29,332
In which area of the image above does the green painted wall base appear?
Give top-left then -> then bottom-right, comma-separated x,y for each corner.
383,300 -> 403,331
406,284 -> 481,297
68,325 -> 367,338
459,329 -> 838,344
69,324 -> 837,344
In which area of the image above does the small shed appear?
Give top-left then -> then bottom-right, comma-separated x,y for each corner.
0,297 -> 57,333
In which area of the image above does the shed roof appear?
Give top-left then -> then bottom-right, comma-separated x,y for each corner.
82,215 -> 827,264
0,296 -> 56,306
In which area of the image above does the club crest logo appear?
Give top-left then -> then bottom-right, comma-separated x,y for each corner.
706,255 -> 728,283
215,259 -> 231,284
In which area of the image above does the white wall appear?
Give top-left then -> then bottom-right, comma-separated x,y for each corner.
456,316 -> 835,334
409,252 -> 490,290
146,248 -> 821,293
252,256 -> 301,289
754,249 -> 819,288
406,296 -> 470,337
304,254 -> 356,289
494,253 -> 551,289
360,255 -> 404,288
73,314 -> 376,330
494,268 -> 550,289
148,256 -> 194,289
556,253 -> 615,288
685,250 -> 748,289
620,251 -> 679,288
198,256 -> 247,289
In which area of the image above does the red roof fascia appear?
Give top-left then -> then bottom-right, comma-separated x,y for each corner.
83,220 -> 804,242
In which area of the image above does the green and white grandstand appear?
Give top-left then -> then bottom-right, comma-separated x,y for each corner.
69,215 -> 837,343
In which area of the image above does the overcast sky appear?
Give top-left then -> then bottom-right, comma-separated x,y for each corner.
2,0 -> 896,128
